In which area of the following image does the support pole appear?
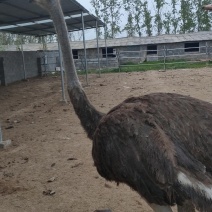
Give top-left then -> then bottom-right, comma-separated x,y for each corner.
163,45 -> 166,71
20,35 -> 26,80
42,36 -> 47,75
81,11 -> 88,85
206,42 -> 209,66
58,41 -> 66,102
139,31 -> 142,62
117,50 -> 121,72
104,25 -> 108,69
96,20 -> 101,77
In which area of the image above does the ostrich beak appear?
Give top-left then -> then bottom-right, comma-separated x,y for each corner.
203,4 -> 212,11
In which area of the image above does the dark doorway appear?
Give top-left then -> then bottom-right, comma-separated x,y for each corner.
102,47 -> 116,58
72,49 -> 79,59
147,44 -> 158,55
184,42 -> 199,52
0,57 -> 5,86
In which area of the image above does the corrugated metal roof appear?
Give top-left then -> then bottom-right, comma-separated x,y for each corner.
3,31 -> 212,51
0,0 -> 104,36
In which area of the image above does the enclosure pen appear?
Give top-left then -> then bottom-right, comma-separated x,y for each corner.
31,0 -> 212,211
118,44 -> 212,72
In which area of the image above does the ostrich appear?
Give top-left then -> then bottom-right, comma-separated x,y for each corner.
31,0 -> 212,211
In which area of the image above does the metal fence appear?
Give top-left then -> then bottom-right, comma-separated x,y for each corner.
38,44 -> 212,76
118,44 -> 212,71
39,53 -> 60,75
39,52 -> 118,75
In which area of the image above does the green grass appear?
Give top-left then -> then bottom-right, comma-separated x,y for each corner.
119,59 -> 212,72
77,59 -> 212,75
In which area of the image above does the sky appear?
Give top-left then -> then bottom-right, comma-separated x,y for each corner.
76,0 -> 100,40
74,0 -> 174,40
75,0 -> 128,40
77,0 -> 93,12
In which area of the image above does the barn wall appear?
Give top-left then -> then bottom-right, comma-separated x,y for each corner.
75,48 -> 118,70
117,41 -> 212,63
117,45 -> 146,64
157,41 -> 212,61
39,40 -> 212,69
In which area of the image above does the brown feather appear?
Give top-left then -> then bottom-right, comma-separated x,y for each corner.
93,93 -> 212,208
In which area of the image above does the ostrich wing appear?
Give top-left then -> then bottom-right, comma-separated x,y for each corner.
93,93 -> 212,205
93,100 -> 180,205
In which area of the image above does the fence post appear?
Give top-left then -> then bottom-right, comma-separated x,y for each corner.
163,45 -> 166,71
206,42 -> 210,66
206,42 -> 208,66
117,50 -> 121,72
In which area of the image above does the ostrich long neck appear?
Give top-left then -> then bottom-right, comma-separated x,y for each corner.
41,0 -> 104,139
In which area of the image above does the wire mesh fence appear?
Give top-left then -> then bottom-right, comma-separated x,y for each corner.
118,44 -> 212,72
37,43 -> 212,76
38,52 -> 118,75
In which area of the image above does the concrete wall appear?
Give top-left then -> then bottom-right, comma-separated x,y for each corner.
0,50 -> 59,85
0,49 -> 118,86
0,51 -> 38,85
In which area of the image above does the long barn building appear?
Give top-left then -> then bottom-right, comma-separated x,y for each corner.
1,31 -> 212,85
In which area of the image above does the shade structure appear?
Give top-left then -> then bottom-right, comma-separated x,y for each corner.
0,0 -> 105,100
0,0 -> 104,36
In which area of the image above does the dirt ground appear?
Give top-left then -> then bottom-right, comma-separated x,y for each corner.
0,68 -> 212,212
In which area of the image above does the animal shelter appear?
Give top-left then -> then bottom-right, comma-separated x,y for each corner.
0,0 -> 104,90
1,31 -> 212,86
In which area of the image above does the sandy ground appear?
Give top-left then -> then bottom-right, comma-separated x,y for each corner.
0,68 -> 212,212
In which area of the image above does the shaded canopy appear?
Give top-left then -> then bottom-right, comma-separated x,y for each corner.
0,0 -> 104,36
